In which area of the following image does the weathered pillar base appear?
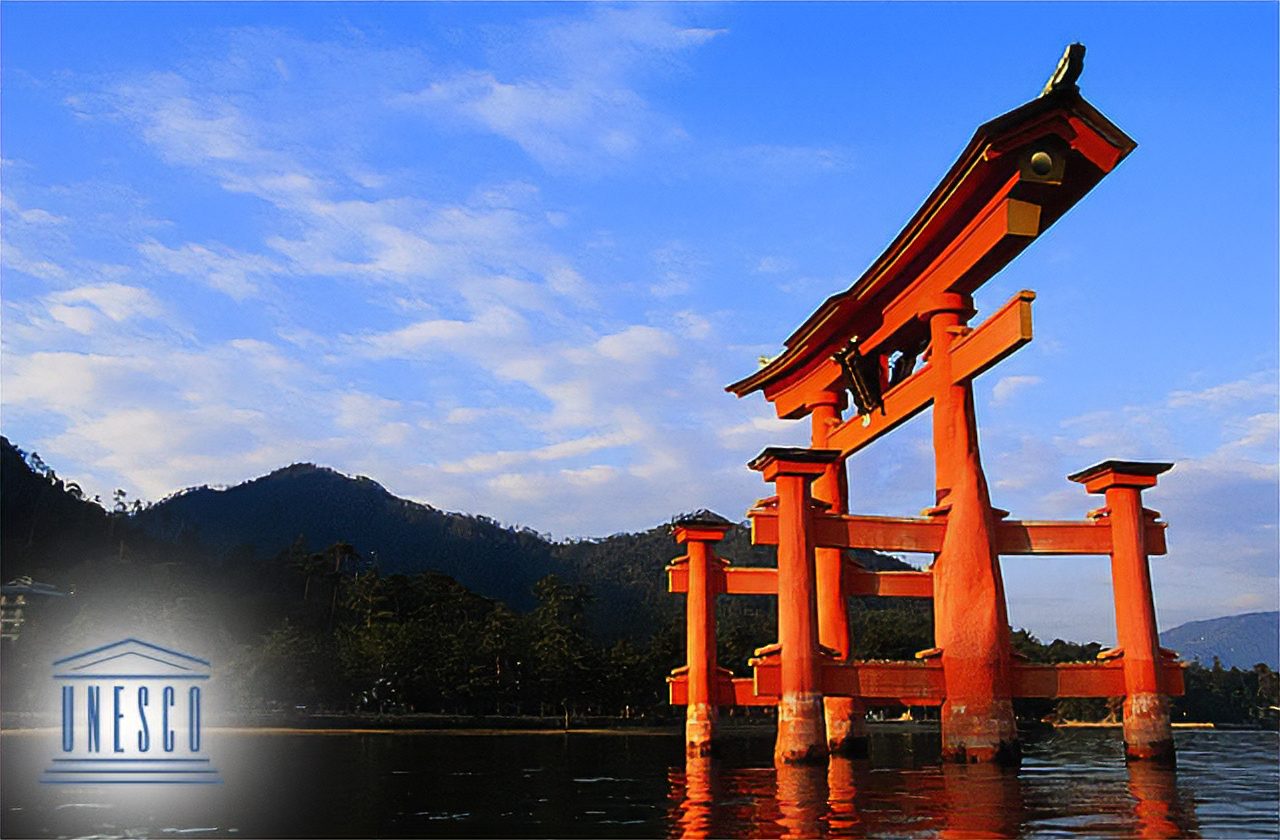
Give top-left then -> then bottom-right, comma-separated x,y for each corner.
1123,692 -> 1176,765
940,698 -> 1021,765
776,692 -> 828,765
685,703 -> 716,757
824,696 -> 869,757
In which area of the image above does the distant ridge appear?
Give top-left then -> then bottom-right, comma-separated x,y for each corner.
1161,612 -> 1279,670
131,461 -> 559,609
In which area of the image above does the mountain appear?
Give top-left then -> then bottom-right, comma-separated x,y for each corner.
131,463 -> 560,610
1161,612 -> 1279,670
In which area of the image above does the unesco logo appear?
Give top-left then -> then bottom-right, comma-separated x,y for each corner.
41,638 -> 222,784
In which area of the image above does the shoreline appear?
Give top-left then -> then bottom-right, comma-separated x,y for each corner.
0,716 -> 1245,735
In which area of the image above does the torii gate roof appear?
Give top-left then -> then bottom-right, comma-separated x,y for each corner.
726,85 -> 1135,404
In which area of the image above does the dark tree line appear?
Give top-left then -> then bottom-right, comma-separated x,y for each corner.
224,544 -> 679,720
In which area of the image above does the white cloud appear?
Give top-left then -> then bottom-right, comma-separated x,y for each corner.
754,256 -> 794,275
357,307 -> 526,359
140,240 -> 281,301
398,7 -> 720,170
1167,374 -> 1278,409
991,374 -> 1042,406
592,325 -> 677,363
45,283 -> 163,327
19,207 -> 66,225
440,431 -> 635,475
722,143 -> 853,177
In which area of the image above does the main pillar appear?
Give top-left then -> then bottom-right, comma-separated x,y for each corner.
673,517 -> 731,757
808,394 -> 868,756
749,447 -> 838,765
921,293 -> 1019,764
1070,460 -> 1175,764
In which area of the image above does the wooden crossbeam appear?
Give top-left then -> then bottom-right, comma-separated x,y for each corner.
669,657 -> 1185,708
845,569 -> 934,598
823,290 -> 1034,456
667,564 -> 933,597
666,673 -> 774,707
745,659 -> 1185,705
749,511 -> 1168,556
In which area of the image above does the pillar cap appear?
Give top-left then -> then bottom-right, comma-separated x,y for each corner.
748,447 -> 841,481
1068,459 -> 1173,493
916,291 -> 976,322
672,510 -> 733,543
674,509 -> 733,528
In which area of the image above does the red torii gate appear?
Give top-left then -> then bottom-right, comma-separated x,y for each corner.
667,47 -> 1183,766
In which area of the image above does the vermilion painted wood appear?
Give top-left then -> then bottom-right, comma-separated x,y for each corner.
748,510 -> 1168,556
921,293 -> 1020,763
823,290 -> 1035,456
667,658 -> 1187,706
1074,463 -> 1177,763
669,523 -> 732,755
756,451 -> 833,764
732,659 -> 1186,703
667,565 -> 935,598
808,394 -> 867,754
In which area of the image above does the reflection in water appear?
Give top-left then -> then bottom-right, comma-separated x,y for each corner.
939,762 -> 1025,839
825,757 -> 863,835
1128,761 -> 1199,839
670,757 -> 714,839
665,734 -> 1219,839
775,763 -> 829,839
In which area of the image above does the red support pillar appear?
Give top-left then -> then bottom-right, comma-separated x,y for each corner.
673,517 -> 731,757
749,447 -> 839,765
809,393 -> 868,756
1070,460 -> 1176,764
921,292 -> 1019,764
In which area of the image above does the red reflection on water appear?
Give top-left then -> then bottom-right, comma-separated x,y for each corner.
939,763 -> 1024,839
1128,761 -> 1198,839
775,763 -> 830,839
669,757 -> 713,839
667,744 -> 1202,838
825,757 -> 863,835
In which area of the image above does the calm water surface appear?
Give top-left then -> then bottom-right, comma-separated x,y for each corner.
2,727 -> 1276,838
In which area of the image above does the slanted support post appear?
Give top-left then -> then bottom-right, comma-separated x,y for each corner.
921,292 -> 1019,764
1070,460 -> 1176,764
808,393 -> 867,756
672,516 -> 732,757
749,447 -> 840,765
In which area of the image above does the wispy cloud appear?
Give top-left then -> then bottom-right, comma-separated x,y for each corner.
398,7 -> 723,170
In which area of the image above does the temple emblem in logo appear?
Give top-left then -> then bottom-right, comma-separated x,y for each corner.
42,638 -> 221,784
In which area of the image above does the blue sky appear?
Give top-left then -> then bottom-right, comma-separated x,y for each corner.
2,3 -> 1276,643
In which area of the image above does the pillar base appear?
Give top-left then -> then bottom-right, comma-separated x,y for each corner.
776,692 -> 828,765
824,696 -> 869,757
941,698 -> 1021,765
1123,692 -> 1176,765
685,703 -> 716,758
